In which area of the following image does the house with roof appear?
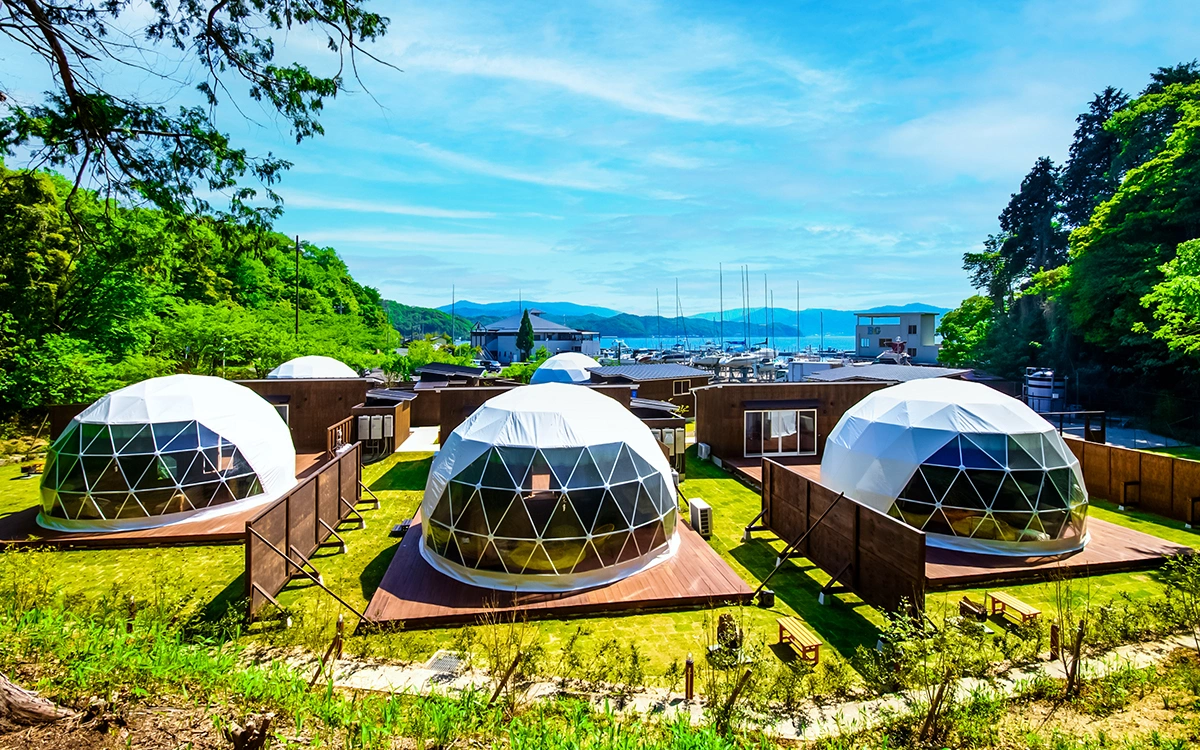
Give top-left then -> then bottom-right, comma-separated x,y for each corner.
470,310 -> 600,365
855,309 -> 940,364
587,363 -> 711,410
804,363 -> 968,383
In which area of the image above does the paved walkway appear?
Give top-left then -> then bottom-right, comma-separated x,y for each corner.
267,632 -> 1195,741
396,426 -> 440,453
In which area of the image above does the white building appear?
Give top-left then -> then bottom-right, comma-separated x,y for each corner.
470,310 -> 600,365
854,310 -> 940,364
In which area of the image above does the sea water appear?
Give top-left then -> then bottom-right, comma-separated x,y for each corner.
599,335 -> 855,352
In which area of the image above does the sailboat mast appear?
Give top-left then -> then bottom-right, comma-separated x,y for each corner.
770,290 -> 775,354
719,263 -> 724,351
656,289 -> 661,350
796,280 -> 800,354
763,274 -> 768,350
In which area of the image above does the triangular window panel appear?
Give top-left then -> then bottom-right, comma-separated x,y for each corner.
589,489 -> 630,534
88,458 -> 128,494
523,493 -> 558,536
588,443 -> 622,483
151,422 -> 190,452
616,532 -> 643,563
454,532 -> 487,568
1038,509 -> 1069,538
110,424 -> 153,455
629,451 -> 659,482
476,540 -> 508,573
425,521 -> 452,557
76,496 -> 106,521
607,482 -> 640,520
479,490 -> 517,535
648,477 -> 674,514
1007,435 -> 1043,469
662,507 -> 678,536
55,492 -> 86,520
80,456 -> 114,492
924,437 -> 961,468
491,538 -> 534,573
51,425 -> 81,455
572,541 -> 604,574
1041,439 -> 1070,469
1024,513 -> 1048,537
441,533 -> 466,567
543,539 -> 585,574
481,449 -> 517,490
594,531 -> 629,566
919,465 -> 958,502
137,488 -> 175,516
115,494 -> 147,519
1011,471 -> 1045,507
526,450 -> 555,490
429,489 -> 453,526
1044,469 -> 1071,508
54,455 -> 86,493
540,495 -> 585,538
944,471 -> 987,510
496,447 -> 535,490
135,456 -> 177,491
455,490 -> 491,536
991,474 -> 1034,513
922,507 -> 956,536
960,435 -> 1003,470
80,424 -> 111,455
990,511 -> 1032,541
893,498 -> 934,528
197,424 -> 222,449
453,449 -> 490,487
163,423 -> 200,452
899,470 -> 938,504
568,449 -> 606,489
643,520 -> 667,554
522,543 -> 557,574
966,512 -> 999,539
544,447 -> 585,489
493,499 -> 538,539
221,448 -> 252,477
963,470 -> 1004,508
447,481 -> 473,524
631,484 -> 659,526
631,522 -> 659,557
608,444 -> 641,485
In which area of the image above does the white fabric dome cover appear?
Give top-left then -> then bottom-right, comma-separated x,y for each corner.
39,375 -> 297,532
267,355 -> 358,379
530,352 -> 601,384
821,379 -> 1088,556
420,383 -> 679,591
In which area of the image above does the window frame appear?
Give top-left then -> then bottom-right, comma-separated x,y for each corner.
743,408 -> 818,458
672,379 -> 691,396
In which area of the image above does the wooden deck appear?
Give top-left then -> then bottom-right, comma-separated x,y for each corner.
364,515 -> 754,628
720,455 -> 818,489
0,452 -> 327,549
925,516 -> 1192,589
750,461 -> 1194,589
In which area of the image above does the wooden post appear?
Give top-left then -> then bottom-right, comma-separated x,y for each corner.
684,655 -> 694,701
1049,622 -> 1060,661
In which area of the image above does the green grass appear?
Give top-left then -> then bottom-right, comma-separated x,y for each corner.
0,461 -> 40,514
1145,444 -> 1200,462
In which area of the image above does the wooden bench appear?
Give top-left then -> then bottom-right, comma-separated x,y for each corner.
987,591 -> 1041,625
777,616 -> 821,663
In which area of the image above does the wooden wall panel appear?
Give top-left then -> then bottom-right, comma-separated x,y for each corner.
290,482 -> 318,559
317,470 -> 338,530
1173,460 -> 1200,524
410,390 -> 441,427
1109,447 -> 1142,507
761,458 -> 924,612
238,379 -> 371,451
1082,441 -> 1112,501
1139,452 -> 1174,517
693,382 -> 890,462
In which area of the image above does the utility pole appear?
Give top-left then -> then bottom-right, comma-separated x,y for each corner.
451,284 -> 456,344
294,236 -> 301,340
656,289 -> 661,350
796,280 -> 801,354
719,263 -> 724,350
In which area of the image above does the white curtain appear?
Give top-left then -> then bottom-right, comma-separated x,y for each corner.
768,410 -> 798,440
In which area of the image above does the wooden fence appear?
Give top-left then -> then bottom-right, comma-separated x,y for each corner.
761,459 -> 927,612
326,416 -> 354,457
245,443 -> 372,621
1063,436 -> 1200,524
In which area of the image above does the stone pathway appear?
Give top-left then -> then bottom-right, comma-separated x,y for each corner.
396,426 -> 440,453
267,632 -> 1196,741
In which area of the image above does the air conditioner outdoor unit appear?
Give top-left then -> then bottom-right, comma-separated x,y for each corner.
688,497 -> 712,538
369,415 -> 384,440
697,443 -> 711,460
357,415 -> 370,442
674,428 -> 685,453
662,428 -> 676,455
383,414 -> 394,438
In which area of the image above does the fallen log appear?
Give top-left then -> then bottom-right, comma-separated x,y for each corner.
0,672 -> 75,725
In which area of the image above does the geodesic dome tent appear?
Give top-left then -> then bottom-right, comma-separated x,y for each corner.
39,375 -> 297,532
530,352 -> 601,385
821,379 -> 1088,556
267,355 -> 358,379
421,383 -> 679,591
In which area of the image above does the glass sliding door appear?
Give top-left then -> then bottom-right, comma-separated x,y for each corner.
744,409 -> 817,457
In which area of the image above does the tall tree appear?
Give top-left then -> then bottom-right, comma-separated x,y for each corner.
0,0 -> 392,228
1112,61 -> 1200,179
516,309 -> 535,362
997,157 -> 1069,285
1060,87 -> 1130,227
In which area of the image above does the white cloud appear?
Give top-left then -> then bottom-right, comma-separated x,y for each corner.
281,192 -> 495,219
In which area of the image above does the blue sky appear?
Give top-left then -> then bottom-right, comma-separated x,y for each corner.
8,1 -> 1200,315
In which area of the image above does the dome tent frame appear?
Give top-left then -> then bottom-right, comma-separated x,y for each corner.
39,375 -> 297,532
267,355 -> 358,379
420,383 -> 679,592
530,352 -> 601,385
820,379 -> 1088,556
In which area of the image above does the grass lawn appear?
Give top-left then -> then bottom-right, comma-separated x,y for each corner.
1145,444 -> 1200,461
4,443 -> 1198,678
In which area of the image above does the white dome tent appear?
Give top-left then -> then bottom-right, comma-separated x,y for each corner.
39,375 -> 297,532
530,352 -> 601,384
267,355 -> 358,379
821,379 -> 1088,556
420,383 -> 679,591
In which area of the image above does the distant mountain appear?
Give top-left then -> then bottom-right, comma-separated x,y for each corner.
437,300 -> 623,319
693,305 -> 949,337
384,300 -> 474,340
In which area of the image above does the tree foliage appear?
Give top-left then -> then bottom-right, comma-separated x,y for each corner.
516,309 -> 535,362
0,161 -> 392,412
0,0 -> 392,229
942,62 -> 1200,420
